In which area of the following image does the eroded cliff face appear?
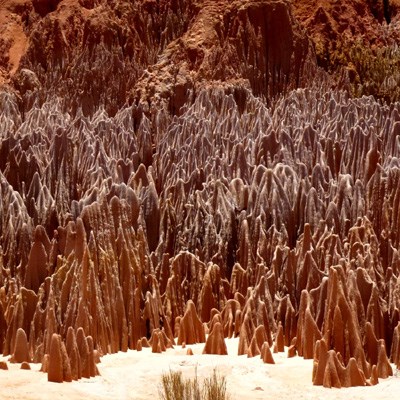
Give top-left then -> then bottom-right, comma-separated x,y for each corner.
1,0 -> 400,388
0,0 -> 316,116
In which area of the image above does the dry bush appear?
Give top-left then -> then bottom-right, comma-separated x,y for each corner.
202,369 -> 229,400
158,368 -> 230,400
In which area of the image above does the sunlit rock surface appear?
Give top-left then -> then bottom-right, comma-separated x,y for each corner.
1,0 -> 400,389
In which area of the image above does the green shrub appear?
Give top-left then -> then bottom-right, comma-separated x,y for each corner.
348,42 -> 400,102
316,37 -> 400,103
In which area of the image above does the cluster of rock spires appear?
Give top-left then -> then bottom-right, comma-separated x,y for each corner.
1,0 -> 400,389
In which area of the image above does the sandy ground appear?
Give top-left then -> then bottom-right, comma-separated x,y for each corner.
1,338 -> 400,399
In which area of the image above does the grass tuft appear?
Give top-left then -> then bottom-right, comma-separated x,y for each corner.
202,369 -> 229,400
158,368 -> 230,400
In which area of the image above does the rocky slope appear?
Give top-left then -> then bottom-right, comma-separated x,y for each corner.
1,0 -> 400,389
293,0 -> 400,101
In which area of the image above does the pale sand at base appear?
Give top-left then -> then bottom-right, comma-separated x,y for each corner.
1,338 -> 399,400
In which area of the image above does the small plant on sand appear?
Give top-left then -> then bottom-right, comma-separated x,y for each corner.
158,369 -> 201,400
202,369 -> 229,400
158,368 -> 230,400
